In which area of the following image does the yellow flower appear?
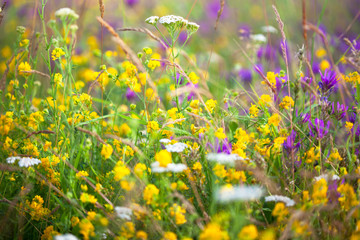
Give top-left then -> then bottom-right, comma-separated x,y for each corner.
170,204 -> 187,225
189,72 -> 199,84
41,226 -> 59,240
101,144 -> 113,159
320,59 -> 330,71
263,72 -> 278,88
315,48 -> 327,58
346,121 -> 354,133
272,202 -> 288,222
249,104 -> 259,118
76,170 -> 89,179
312,178 -> 328,205
163,232 -> 177,240
147,120 -> 159,133
113,162 -> 131,181
155,149 -> 172,167
79,219 -> 95,240
215,128 -> 226,139
268,113 -> 281,127
71,216 -> 80,226
258,94 -> 272,107
279,96 -> 294,110
18,61 -> 32,76
205,99 -> 217,113
143,184 -> 159,205
136,231 -> 148,240
51,48 -> 65,60
238,224 -> 258,240
213,164 -> 227,178
199,223 -> 229,240
328,149 -> 343,162
143,47 -> 153,55
134,163 -> 147,177
338,183 -> 359,211
80,193 -> 97,204
303,147 -> 320,164
146,88 -> 156,101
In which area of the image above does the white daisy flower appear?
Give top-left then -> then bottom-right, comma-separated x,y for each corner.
6,156 -> 41,168
165,142 -> 188,153
216,185 -> 263,203
54,234 -> 79,240
265,195 -> 295,207
151,161 -> 187,173
250,34 -> 267,43
114,206 -> 132,221
55,8 -> 79,20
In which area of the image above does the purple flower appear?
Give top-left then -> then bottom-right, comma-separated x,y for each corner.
308,118 -> 330,139
238,24 -> 251,38
257,45 -> 277,62
331,102 -> 348,120
238,68 -> 252,83
300,76 -> 313,91
283,130 -> 301,156
207,138 -> 232,154
124,0 -> 139,7
125,88 -> 137,101
206,0 -> 228,20
318,69 -> 339,95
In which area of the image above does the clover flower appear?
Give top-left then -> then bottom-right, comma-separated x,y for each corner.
55,8 -> 79,20
6,156 -> 41,167
216,184 -> 263,203
265,195 -> 295,207
115,206 -> 133,220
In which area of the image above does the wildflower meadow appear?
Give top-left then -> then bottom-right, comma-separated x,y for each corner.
1,0 -> 360,239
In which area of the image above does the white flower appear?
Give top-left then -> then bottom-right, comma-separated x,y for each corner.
55,8 -> 79,20
54,234 -> 79,240
145,16 -> 159,25
159,15 -> 185,27
165,142 -> 188,153
6,156 -> 41,168
151,161 -> 187,173
261,25 -> 278,34
114,206 -> 132,220
187,22 -> 200,34
159,139 -> 171,144
206,153 -> 245,165
265,195 -> 295,207
250,34 -> 267,43
314,174 -> 340,182
216,185 -> 263,203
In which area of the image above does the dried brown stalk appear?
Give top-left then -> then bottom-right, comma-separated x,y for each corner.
214,0 -> 225,30
117,27 -> 168,49
25,130 -> 55,139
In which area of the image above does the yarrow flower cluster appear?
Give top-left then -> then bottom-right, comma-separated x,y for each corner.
216,185 -> 264,203
146,15 -> 199,35
265,195 -> 296,207
6,156 -> 41,167
54,234 -> 79,240
206,153 -> 245,165
55,8 -> 79,20
114,206 -> 133,221
151,161 -> 187,173
145,16 -> 159,25
165,142 -> 189,153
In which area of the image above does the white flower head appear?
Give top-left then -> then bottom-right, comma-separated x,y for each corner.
165,142 -> 189,153
216,185 -> 263,203
114,206 -> 132,221
265,195 -> 295,207
6,156 -> 41,168
206,153 -> 245,165
159,139 -> 172,144
159,15 -> 185,28
261,25 -> 278,34
314,174 -> 340,182
145,16 -> 159,25
250,34 -> 267,43
151,161 -> 187,173
187,22 -> 200,35
55,8 -> 79,20
54,234 -> 79,240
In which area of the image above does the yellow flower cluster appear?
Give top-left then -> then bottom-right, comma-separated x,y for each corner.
51,47 -> 65,60
169,203 -> 187,225
143,184 -> 159,205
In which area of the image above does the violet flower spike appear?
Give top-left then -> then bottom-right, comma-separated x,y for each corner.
318,69 -> 339,95
308,118 -> 330,139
